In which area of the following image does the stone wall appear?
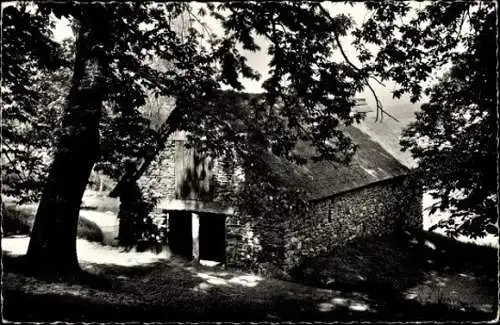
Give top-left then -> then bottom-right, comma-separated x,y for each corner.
282,176 -> 422,272
161,141 -> 177,201
139,140 -> 176,202
211,153 -> 245,204
225,213 -> 287,277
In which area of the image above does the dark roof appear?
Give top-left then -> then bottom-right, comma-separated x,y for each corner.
262,125 -> 410,201
354,104 -> 418,168
167,91 -> 410,201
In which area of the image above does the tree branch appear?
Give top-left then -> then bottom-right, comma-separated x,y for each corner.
316,3 -> 399,123
109,106 -> 181,197
186,5 -> 215,43
365,81 -> 399,123
320,10 -> 385,87
332,31 -> 386,87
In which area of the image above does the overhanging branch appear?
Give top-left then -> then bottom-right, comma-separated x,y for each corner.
316,4 -> 399,123
109,106 -> 181,197
186,5 -> 215,43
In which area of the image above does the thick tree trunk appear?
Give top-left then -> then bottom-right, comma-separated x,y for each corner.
26,19 -> 108,276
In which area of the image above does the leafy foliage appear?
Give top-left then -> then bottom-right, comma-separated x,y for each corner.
204,3 -> 366,160
1,7 -> 73,202
353,2 -> 496,102
96,105 -> 157,180
400,8 -> 497,238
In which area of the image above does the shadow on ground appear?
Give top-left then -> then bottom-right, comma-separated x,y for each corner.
2,231 -> 498,322
290,231 -> 498,318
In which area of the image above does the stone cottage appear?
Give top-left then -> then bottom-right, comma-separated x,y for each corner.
156,101 -> 422,275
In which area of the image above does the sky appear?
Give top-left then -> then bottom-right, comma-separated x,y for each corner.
51,2 -> 424,114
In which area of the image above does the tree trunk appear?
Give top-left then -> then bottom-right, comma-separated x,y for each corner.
116,179 -> 148,250
26,18 -> 108,277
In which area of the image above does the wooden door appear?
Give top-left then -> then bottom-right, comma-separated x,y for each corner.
174,141 -> 214,201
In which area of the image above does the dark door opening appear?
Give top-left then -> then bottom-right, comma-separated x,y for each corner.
168,211 -> 192,259
199,213 -> 226,263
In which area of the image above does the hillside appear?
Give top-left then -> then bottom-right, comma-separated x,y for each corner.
354,103 -> 419,168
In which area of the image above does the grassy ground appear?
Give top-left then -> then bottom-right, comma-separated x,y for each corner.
2,201 -> 104,243
2,190 -> 121,245
2,231 -> 497,322
80,190 -> 121,245
80,189 -> 120,213
290,231 -> 497,313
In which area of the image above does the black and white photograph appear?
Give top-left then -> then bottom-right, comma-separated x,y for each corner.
1,1 -> 498,322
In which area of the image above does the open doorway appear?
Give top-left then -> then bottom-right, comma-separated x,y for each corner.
167,211 -> 227,264
168,211 -> 192,259
199,213 -> 226,263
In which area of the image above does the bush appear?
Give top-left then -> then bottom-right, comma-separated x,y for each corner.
2,203 -> 104,244
1,205 -> 32,236
77,218 -> 104,243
